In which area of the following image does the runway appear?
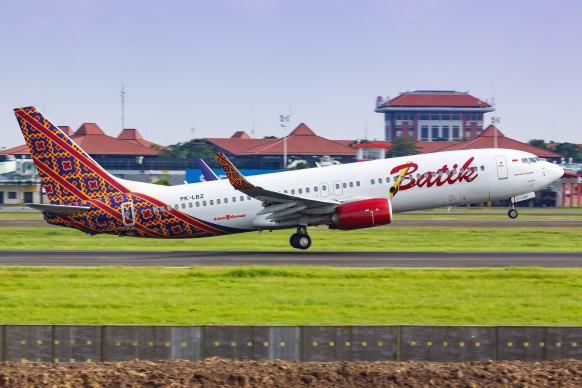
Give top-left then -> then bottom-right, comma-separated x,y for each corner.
0,250 -> 581,267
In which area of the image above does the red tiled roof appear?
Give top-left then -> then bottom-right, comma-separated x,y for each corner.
353,140 -> 455,154
1,124 -> 160,156
380,91 -> 491,108
58,126 -> 73,136
438,125 -> 561,158
231,131 -> 251,139
238,123 -> 354,156
75,123 -> 105,136
117,128 -> 160,149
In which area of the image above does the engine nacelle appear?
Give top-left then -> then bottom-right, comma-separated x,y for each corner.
331,198 -> 393,230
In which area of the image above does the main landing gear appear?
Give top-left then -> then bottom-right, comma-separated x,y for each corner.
290,226 -> 311,250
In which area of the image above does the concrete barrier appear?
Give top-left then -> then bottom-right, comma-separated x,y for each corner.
1,325 -> 580,363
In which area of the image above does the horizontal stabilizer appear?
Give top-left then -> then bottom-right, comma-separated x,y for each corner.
26,203 -> 91,215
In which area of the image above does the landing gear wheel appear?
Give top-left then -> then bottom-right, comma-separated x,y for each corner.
508,208 -> 519,219
290,227 -> 312,250
295,234 -> 311,250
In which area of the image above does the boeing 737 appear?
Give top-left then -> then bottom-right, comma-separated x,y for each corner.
14,106 -> 564,249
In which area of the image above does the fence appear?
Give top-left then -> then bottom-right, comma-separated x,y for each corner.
1,325 -> 580,363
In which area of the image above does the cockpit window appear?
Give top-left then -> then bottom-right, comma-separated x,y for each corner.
528,157 -> 537,163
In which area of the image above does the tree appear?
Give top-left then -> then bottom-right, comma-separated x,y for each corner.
528,139 -> 548,150
386,136 -> 422,158
553,142 -> 582,162
152,177 -> 171,186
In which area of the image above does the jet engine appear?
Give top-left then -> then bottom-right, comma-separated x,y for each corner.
330,198 -> 392,230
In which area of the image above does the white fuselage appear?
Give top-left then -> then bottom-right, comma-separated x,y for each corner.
126,148 -> 563,232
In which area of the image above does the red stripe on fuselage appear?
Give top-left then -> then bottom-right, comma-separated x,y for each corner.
132,192 -> 224,235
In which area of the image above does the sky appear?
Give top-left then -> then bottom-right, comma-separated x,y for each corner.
1,0 -> 581,149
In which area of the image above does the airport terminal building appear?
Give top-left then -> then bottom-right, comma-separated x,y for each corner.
375,90 -> 495,141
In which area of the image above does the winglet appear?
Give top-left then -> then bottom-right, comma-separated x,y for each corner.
195,158 -> 220,181
215,152 -> 257,190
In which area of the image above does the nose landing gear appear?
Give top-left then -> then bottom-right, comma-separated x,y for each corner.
290,226 -> 311,250
508,206 -> 519,219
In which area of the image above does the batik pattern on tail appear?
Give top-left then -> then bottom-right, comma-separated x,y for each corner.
13,106 -> 128,205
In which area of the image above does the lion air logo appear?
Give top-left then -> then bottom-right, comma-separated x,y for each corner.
390,157 -> 478,193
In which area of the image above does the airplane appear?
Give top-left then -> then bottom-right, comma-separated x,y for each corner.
14,106 -> 564,250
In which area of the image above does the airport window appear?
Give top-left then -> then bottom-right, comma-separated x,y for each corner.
181,203 -> 186,209
8,192 -> 16,199
452,126 -> 460,139
210,200 -> 214,205
371,179 -> 375,185
442,126 -> 450,139
217,199 -> 221,205
420,112 -> 430,120
343,183 -> 347,189
349,182 -> 354,188
441,113 -> 450,121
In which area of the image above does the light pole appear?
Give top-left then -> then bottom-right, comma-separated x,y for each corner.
280,114 -> 290,169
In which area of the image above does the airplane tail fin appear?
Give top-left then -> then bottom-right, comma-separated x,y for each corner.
13,106 -> 128,205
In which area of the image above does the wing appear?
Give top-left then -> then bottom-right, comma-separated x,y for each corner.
215,152 -> 340,222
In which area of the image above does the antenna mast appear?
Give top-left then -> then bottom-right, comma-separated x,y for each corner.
120,85 -> 125,130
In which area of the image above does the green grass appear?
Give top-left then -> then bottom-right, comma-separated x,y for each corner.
1,226 -> 582,251
0,266 -> 580,325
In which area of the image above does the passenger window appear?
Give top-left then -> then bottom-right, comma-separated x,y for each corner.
240,196 -> 244,201
188,202 -> 193,208
349,182 -> 354,188
343,183 -> 347,188
247,196 -> 251,200
386,177 -> 390,182
306,187 -> 310,193
174,204 -> 179,209
196,202 -> 200,207
210,200 -> 214,205
298,188 -> 303,194
356,181 -> 360,187
224,198 -> 228,204
284,190 -> 288,194
322,185 -> 327,191
314,186 -> 318,192
232,197 -> 236,202
378,178 -> 383,184
181,203 -> 186,209
371,179 -> 375,185
291,189 -> 295,194
217,199 -> 221,204
203,201 -> 207,206
480,166 -> 485,171
335,183 -> 340,189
